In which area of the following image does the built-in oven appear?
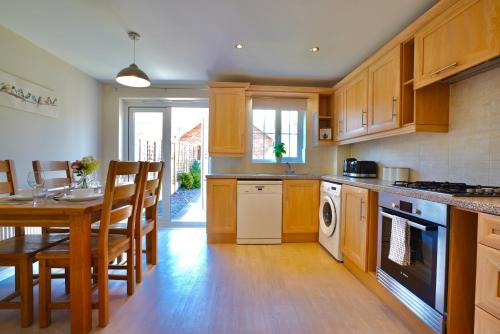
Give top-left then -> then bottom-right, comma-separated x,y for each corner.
377,192 -> 448,334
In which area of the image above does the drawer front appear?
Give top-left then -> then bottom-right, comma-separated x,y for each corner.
475,306 -> 500,334
476,244 -> 500,320
478,213 -> 500,251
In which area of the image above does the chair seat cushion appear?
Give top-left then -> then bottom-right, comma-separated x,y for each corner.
36,235 -> 131,262
0,234 -> 69,257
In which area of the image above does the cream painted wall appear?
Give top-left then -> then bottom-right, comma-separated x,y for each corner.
0,26 -> 102,187
210,97 -> 336,175
100,84 -> 208,165
346,66 -> 500,185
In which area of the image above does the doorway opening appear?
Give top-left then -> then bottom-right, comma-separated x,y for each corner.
127,103 -> 208,226
170,107 -> 208,225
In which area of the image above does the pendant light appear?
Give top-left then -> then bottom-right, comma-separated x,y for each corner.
116,31 -> 151,88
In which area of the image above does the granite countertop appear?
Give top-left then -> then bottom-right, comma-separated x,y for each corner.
206,173 -> 322,180
206,173 -> 500,216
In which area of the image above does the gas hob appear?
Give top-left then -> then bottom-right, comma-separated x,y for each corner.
393,181 -> 500,197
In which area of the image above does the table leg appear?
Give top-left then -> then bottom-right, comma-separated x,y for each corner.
70,214 -> 92,333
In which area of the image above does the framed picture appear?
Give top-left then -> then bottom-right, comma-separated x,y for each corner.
0,69 -> 59,118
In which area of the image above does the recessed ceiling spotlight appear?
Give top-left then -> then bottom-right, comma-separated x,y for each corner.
235,43 -> 244,49
310,46 -> 320,53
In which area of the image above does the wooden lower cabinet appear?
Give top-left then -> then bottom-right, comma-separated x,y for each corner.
478,213 -> 500,251
476,244 -> 500,320
282,180 -> 319,242
341,185 -> 369,272
206,178 -> 237,243
475,306 -> 500,333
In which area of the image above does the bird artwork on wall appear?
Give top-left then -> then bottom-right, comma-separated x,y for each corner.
0,69 -> 59,118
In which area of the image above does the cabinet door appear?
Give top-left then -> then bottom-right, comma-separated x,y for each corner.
206,179 -> 237,242
341,185 -> 369,271
478,213 -> 500,251
368,45 -> 401,134
208,87 -> 246,156
475,306 -> 500,334
476,244 -> 500,320
282,180 -> 319,242
334,87 -> 345,141
344,69 -> 369,139
414,0 -> 500,89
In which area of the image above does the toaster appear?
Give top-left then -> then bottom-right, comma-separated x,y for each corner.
343,158 -> 377,178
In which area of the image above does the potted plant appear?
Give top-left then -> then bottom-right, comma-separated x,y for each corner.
273,142 -> 286,162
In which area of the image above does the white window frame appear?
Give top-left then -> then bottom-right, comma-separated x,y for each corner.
252,108 -> 306,163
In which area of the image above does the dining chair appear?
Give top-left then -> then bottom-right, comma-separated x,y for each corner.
134,161 -> 164,283
0,160 -> 68,327
36,160 -> 148,328
91,161 -> 164,283
32,160 -> 72,235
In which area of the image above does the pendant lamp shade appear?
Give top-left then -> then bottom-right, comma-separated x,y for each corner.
116,63 -> 150,87
116,32 -> 151,88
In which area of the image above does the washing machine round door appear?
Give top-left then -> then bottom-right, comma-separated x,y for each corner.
319,195 -> 337,237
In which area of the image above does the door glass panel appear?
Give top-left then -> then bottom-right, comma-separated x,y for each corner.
323,203 -> 332,227
132,112 -> 163,161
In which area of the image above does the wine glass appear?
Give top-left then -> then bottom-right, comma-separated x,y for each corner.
27,171 -> 43,189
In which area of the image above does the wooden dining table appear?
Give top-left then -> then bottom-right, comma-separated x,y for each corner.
0,198 -> 103,334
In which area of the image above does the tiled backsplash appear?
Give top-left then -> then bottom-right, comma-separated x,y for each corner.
348,66 -> 500,185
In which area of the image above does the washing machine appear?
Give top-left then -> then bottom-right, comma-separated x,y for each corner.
319,181 -> 343,261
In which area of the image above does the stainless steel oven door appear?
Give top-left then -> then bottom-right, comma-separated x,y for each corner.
376,207 -> 447,314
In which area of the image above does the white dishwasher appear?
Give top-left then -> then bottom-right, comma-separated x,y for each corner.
237,180 -> 283,244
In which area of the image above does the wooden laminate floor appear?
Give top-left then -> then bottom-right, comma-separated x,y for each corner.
0,228 -> 411,333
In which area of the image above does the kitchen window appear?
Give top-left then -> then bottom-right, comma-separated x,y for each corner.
252,97 -> 306,163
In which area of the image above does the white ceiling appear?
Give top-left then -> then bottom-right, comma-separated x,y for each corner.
0,0 -> 436,86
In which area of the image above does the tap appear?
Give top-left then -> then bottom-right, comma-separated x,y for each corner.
286,162 -> 295,175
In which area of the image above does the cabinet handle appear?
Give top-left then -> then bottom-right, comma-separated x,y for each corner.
391,97 -> 398,119
360,200 -> 365,221
431,62 -> 458,76
361,109 -> 367,127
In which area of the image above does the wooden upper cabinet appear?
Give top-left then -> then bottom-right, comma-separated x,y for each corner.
208,83 -> 249,157
206,178 -> 237,243
344,69 -> 369,139
333,87 -> 345,141
341,185 -> 369,272
367,45 -> 401,134
414,0 -> 500,89
282,180 -> 319,242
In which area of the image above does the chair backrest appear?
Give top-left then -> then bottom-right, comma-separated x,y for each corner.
32,160 -> 72,189
135,161 -> 165,226
97,161 -> 148,264
0,160 -> 25,236
0,160 -> 17,196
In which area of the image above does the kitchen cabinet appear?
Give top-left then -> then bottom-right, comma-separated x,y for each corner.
475,244 -> 500,322
367,45 -> 401,134
341,185 -> 369,272
333,87 -> 345,141
475,213 -> 500,332
282,180 -> 319,242
475,306 -> 500,333
208,83 -> 249,157
206,178 -> 237,243
414,0 -> 500,89
344,69 -> 368,139
477,212 -> 500,251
